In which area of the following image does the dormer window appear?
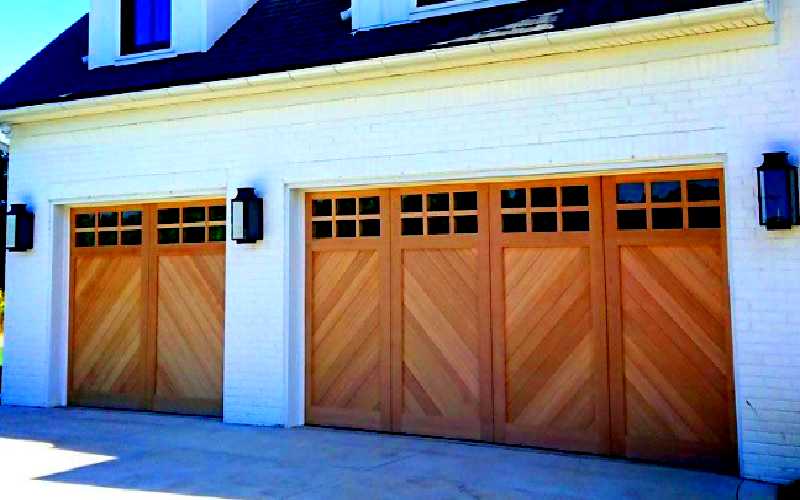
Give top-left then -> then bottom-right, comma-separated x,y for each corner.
121,0 -> 171,55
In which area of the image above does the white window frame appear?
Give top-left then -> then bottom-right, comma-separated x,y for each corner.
115,0 -> 176,65
410,0 -> 528,21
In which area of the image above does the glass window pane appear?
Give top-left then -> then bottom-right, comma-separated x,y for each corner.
121,211 -> 143,226
98,231 -> 118,246
562,212 -> 590,232
158,208 -> 180,225
689,207 -> 721,228
454,215 -> 478,234
427,193 -> 449,212
360,219 -> 381,237
617,209 -> 647,230
76,232 -> 95,247
617,183 -> 646,204
183,227 -> 205,244
532,212 -> 558,232
651,181 -> 682,203
531,187 -> 557,208
453,192 -> 478,211
687,179 -> 720,202
122,0 -> 172,55
428,216 -> 450,235
501,189 -> 526,209
121,230 -> 143,246
158,228 -> 180,244
502,214 -> 527,233
401,218 -> 423,236
336,198 -> 357,216
75,214 -> 95,229
336,220 -> 357,238
183,207 -> 205,224
652,208 -> 683,230
209,226 -> 226,242
561,186 -> 589,207
312,199 -> 332,217
401,195 -> 423,213
209,206 -> 226,222
359,197 -> 380,215
312,221 -> 332,239
760,170 -> 795,227
98,212 -> 118,228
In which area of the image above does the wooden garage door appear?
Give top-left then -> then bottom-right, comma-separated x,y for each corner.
305,171 -> 733,467
489,179 -> 610,454
390,185 -> 492,440
69,201 -> 226,416
70,206 -> 151,410
305,191 -> 392,431
602,170 -> 736,467
151,202 -> 226,416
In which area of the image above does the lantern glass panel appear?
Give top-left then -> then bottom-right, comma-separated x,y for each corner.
760,168 -> 792,228
232,201 -> 245,240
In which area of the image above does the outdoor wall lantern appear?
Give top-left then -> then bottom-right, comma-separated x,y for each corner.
6,203 -> 34,252
758,152 -> 799,230
231,188 -> 264,244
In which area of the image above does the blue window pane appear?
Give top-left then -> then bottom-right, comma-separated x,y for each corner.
122,0 -> 171,55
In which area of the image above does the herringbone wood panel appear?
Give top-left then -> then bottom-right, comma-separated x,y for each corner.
155,253 -> 225,414
71,254 -> 146,405
504,247 -> 598,434
603,170 -> 734,467
308,250 -> 383,428
620,245 -> 730,448
401,248 -> 481,439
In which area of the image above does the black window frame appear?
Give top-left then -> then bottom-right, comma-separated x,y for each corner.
120,0 -> 172,56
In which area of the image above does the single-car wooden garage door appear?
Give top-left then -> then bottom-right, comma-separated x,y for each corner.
69,201 -> 226,416
306,169 -> 735,468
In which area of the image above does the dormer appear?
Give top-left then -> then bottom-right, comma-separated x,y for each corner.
89,0 -> 259,69
350,0 -> 529,31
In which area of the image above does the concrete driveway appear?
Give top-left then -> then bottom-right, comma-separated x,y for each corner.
0,407 -> 777,499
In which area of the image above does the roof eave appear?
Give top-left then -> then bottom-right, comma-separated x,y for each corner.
0,0 -> 777,125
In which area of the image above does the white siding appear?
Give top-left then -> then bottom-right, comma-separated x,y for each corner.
4,0 -> 800,484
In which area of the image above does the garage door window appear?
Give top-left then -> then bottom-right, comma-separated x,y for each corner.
400,191 -> 479,236
500,184 -> 590,233
73,209 -> 144,247
614,178 -> 721,231
311,195 -> 382,239
157,204 -> 226,245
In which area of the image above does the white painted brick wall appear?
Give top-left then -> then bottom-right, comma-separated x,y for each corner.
3,0 -> 800,484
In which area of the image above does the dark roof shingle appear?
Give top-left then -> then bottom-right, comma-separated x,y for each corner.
0,0 -> 749,110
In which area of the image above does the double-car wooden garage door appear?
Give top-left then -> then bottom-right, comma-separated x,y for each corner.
306,170 -> 735,468
69,201 -> 226,416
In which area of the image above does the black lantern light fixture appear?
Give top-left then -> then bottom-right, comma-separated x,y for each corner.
6,203 -> 34,252
757,152 -> 799,230
231,188 -> 264,244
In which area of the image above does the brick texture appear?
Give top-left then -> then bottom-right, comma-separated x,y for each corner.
3,0 -> 800,484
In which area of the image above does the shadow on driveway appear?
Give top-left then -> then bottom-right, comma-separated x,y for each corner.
0,406 -> 778,499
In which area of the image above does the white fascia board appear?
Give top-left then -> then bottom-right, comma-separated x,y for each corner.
0,0 -> 776,125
